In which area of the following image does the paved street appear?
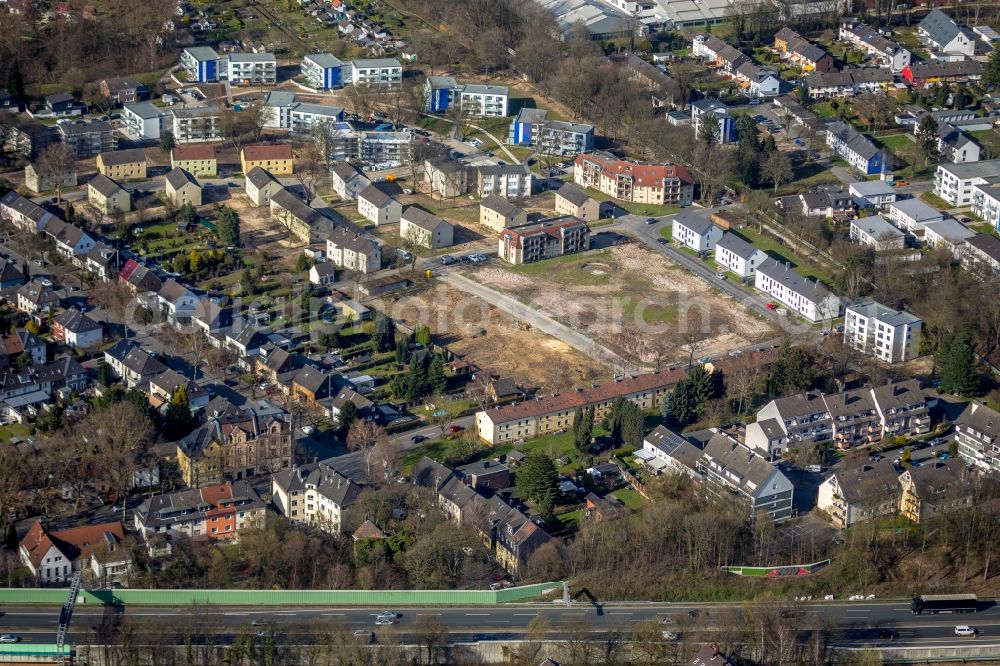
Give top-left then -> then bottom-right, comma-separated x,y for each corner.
1,598 -> 999,648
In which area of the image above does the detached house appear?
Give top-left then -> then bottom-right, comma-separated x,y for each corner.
918,9 -> 976,58
240,143 -> 293,176
554,182 -> 599,221
87,175 -> 131,215
357,184 -> 401,226
270,188 -> 320,242
171,144 -> 217,178
245,167 -> 283,207
330,162 -> 371,200
52,309 -> 102,349
327,227 -> 381,274
96,149 -> 147,181
399,207 -> 453,249
164,168 -> 202,208
20,521 -> 129,585
480,197 -> 526,233
16,281 -> 60,317
671,211 -> 723,253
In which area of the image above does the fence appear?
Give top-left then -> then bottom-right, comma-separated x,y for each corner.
0,582 -> 564,607
720,560 -> 830,577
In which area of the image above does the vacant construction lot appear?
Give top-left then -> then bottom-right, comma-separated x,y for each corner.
469,244 -> 778,365
369,282 -> 612,391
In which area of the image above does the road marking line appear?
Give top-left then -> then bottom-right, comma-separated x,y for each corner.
416,613 -> 442,616
513,613 -> 536,616
320,613 -> 344,616
486,621 -> 509,624
609,612 -> 632,615
466,613 -> 489,616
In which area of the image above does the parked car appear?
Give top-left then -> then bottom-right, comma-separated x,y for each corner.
411,434 -> 426,443
440,255 -> 456,265
447,424 -> 464,434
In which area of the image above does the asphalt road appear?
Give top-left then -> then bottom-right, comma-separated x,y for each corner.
2,600 -> 999,647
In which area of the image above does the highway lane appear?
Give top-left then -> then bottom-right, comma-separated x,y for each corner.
3,600 -> 999,645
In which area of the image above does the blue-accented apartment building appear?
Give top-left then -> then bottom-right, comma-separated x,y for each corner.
181,47 -> 221,83
690,98 -> 736,144
508,108 -> 593,155
425,76 -> 460,113
301,53 -> 346,90
826,121 -> 884,176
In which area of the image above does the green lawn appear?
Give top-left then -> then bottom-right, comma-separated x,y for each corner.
610,487 -> 647,509
401,440 -> 451,474
659,226 -> 672,241
920,191 -> 953,210
0,422 -> 32,442
556,509 -> 583,532
734,227 -> 832,285
506,249 -> 615,286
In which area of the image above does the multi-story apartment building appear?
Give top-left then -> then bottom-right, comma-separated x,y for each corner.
58,121 -> 117,157
690,99 -> 735,144
171,106 -> 222,144
849,215 -> 905,251
122,103 -> 165,140
241,143 -> 294,176
271,463 -> 362,534
672,211 -> 723,253
817,459 -> 900,528
964,233 -> 1000,276
326,226 -> 381,274
359,130 -> 412,168
96,148 -> 147,181
301,52 -> 346,90
357,184 -> 401,226
754,258 -> 842,322
935,160 -> 1000,207
971,181 -> 1000,229
696,434 -> 794,522
872,379 -> 931,440
227,53 -> 277,85
480,197 -> 526,232
508,108 -> 594,155
181,46 -> 222,82
899,461 -> 972,523
349,58 -> 403,86
0,191 -> 56,232
176,397 -> 293,487
171,144 -> 217,178
574,151 -> 695,206
955,402 -> 1000,472
715,232 -> 767,279
263,92 -> 344,132
476,368 -> 685,445
747,390 -> 831,458
498,216 -> 589,265
476,164 -> 533,199
133,481 -> 267,541
423,77 -> 510,117
844,300 -> 922,364
824,386 -> 881,449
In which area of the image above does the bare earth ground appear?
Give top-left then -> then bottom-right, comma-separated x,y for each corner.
368,283 -> 613,391
469,244 -> 778,366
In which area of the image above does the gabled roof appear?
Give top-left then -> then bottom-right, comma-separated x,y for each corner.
358,184 -> 395,208
164,167 -> 199,190
701,433 -> 783,495
955,402 -> 1000,441
172,144 -> 216,161
827,458 -> 900,505
87,174 -> 122,197
757,258 -> 836,304
967,233 -> 1000,263
481,196 -> 523,217
246,166 -> 279,189
672,210 -> 717,237
920,9 -> 962,47
242,143 -> 293,161
555,182 -> 593,207
401,206 -> 445,232
54,309 -> 101,334
20,520 -> 124,568
716,232 -> 761,260
98,148 -> 146,166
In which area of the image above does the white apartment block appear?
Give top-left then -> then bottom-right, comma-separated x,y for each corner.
935,160 -> 1000,207
755,258 -> 842,322
715,232 -> 767,279
671,211 -> 723,253
349,58 -> 403,86
885,198 -> 944,232
844,300 -> 922,364
227,53 -> 277,85
459,85 -> 509,117
122,103 -> 165,140
171,107 -> 222,144
971,182 -> 1000,226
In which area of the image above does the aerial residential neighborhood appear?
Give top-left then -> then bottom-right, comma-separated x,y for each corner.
0,0 -> 1000,662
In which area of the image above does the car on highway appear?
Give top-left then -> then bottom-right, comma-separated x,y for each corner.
877,629 -> 898,640
662,631 -> 681,640
0,635 -> 20,644
255,631 -> 267,638
955,625 -> 976,637
251,618 -> 265,626
354,630 -> 374,642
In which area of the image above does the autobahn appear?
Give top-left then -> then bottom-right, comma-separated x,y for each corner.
2,600 -> 999,648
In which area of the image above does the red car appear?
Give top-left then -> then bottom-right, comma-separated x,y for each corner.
766,302 -> 776,310
447,425 -> 464,434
